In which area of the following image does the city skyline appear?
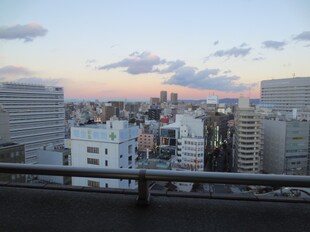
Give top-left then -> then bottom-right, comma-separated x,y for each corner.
0,0 -> 310,100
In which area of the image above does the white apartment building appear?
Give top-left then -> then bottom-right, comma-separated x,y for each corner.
234,97 -> 261,173
263,119 -> 309,175
70,120 -> 138,189
261,77 -> 310,113
0,82 -> 65,164
160,114 -> 206,171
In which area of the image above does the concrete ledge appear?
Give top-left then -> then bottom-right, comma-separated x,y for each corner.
7,182 -> 47,189
45,184 -> 83,191
211,193 -> 258,201
82,186 -> 125,194
256,196 -> 306,203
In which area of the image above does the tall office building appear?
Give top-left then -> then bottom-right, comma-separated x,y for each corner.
263,119 -> 309,175
170,93 -> 178,104
233,97 -> 261,173
160,90 -> 167,103
0,105 -> 11,143
0,82 -> 65,164
70,120 -> 138,189
261,77 -> 310,113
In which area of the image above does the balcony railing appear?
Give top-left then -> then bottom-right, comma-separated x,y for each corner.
0,163 -> 310,205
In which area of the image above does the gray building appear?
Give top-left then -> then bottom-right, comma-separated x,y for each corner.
261,77 -> 310,113
170,93 -> 178,104
0,105 -> 10,143
0,82 -> 65,164
160,90 -> 167,103
263,119 -> 309,175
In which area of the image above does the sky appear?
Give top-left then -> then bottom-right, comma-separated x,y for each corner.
0,0 -> 310,100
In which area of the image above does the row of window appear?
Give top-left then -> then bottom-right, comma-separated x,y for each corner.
87,146 -> 108,154
184,141 -> 204,145
87,158 -> 108,166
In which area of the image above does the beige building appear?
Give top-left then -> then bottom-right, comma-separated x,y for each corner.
138,133 -> 155,152
234,97 -> 261,173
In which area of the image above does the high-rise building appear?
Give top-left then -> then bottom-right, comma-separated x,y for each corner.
0,82 -> 65,164
150,97 -> 160,106
261,77 -> 310,113
70,120 -> 138,189
170,93 -> 178,104
0,105 -> 10,143
233,97 -> 261,173
148,105 -> 161,121
102,105 -> 115,122
263,119 -> 309,175
160,90 -> 167,103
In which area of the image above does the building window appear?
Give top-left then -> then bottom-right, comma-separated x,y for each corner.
88,180 -> 99,187
87,158 -> 99,165
105,160 -> 108,166
87,147 -> 99,154
105,148 -> 108,155
128,145 -> 132,154
105,183 -> 108,188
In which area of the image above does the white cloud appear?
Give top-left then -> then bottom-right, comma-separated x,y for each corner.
262,40 -> 287,50
293,31 -> 310,42
0,65 -> 34,77
0,23 -> 48,42
163,67 -> 254,92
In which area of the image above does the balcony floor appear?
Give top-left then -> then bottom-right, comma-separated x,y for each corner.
0,185 -> 310,232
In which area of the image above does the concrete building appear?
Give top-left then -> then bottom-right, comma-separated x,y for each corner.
70,120 -> 138,189
150,97 -> 160,106
37,146 -> 71,184
148,105 -> 161,121
160,114 -> 206,169
233,97 -> 261,173
0,82 -> 65,164
170,93 -> 178,104
263,119 -> 309,175
261,77 -> 310,113
160,90 -> 167,103
102,105 -> 115,122
0,142 -> 25,182
0,105 -> 10,143
138,133 -> 155,153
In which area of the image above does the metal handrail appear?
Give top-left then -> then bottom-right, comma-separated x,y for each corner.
1,163 -> 310,205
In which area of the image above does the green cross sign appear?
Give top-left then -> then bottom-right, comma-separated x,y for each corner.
109,132 -> 117,141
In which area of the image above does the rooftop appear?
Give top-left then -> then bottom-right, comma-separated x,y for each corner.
0,184 -> 309,232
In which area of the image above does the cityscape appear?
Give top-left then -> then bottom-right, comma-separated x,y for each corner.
0,0 -> 310,231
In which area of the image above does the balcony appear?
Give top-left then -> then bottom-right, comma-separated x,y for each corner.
0,163 -> 310,232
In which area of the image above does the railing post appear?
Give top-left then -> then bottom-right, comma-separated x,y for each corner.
136,169 -> 150,206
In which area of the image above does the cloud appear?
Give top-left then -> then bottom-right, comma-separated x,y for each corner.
158,60 -> 185,74
262,40 -> 287,50
99,52 -> 185,74
206,46 -> 251,60
293,31 -> 310,42
14,77 -> 62,86
239,43 -> 248,47
252,57 -> 266,61
0,23 -> 48,42
0,65 -> 34,77
98,51 -> 168,74
163,66 -> 254,92
213,40 -> 219,46
304,44 -> 310,47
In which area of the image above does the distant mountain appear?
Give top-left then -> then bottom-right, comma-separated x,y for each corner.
179,98 -> 260,105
